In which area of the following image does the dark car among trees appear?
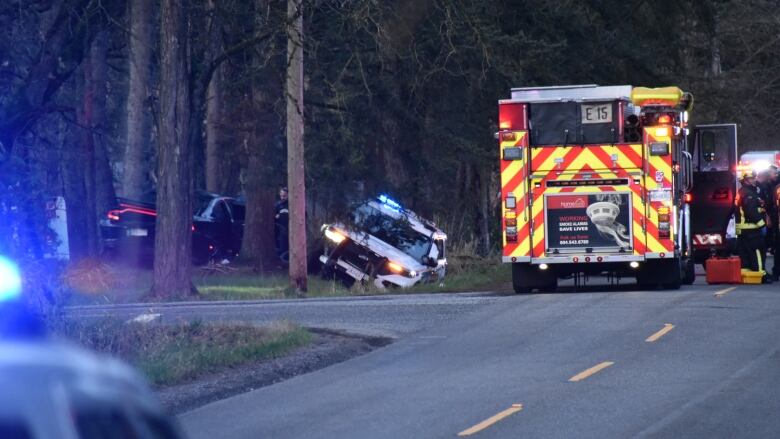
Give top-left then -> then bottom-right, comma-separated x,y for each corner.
101,192 -> 245,265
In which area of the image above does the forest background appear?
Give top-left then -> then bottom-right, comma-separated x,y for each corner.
1,0 -> 777,297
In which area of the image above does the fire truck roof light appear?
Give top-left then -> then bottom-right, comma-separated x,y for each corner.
657,114 -> 672,124
0,257 -> 22,302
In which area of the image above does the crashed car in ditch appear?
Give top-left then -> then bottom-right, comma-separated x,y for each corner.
320,195 -> 447,288
101,191 -> 245,264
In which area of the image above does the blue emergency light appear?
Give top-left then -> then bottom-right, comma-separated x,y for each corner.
378,194 -> 403,212
0,256 -> 22,302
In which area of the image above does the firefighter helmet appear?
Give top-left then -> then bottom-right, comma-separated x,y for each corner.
741,169 -> 758,181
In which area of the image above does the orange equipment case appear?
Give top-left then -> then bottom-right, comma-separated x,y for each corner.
705,256 -> 742,284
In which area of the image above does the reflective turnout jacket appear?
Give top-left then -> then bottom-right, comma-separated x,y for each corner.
735,184 -> 765,233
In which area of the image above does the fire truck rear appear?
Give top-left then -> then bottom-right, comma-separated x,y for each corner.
498,85 -> 695,293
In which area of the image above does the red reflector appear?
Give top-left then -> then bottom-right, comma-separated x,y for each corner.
660,252 -> 666,258
498,103 -> 526,131
585,257 -> 591,262
572,257 -> 579,262
511,257 -> 517,262
506,234 -> 518,242
597,256 -> 603,262
659,230 -> 670,239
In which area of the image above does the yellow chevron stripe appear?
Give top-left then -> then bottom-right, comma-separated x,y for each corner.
511,236 -> 531,257
632,220 -> 644,255
501,160 -> 523,186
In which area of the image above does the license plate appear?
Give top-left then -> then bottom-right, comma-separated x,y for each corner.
127,228 -> 148,237
581,103 -> 612,124
649,190 -> 671,202
342,263 -> 365,281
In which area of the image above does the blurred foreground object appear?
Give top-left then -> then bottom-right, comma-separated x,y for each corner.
0,256 -> 185,438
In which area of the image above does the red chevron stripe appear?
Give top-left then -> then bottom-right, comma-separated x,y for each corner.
503,242 -> 518,256
620,144 -> 644,168
531,146 -> 557,171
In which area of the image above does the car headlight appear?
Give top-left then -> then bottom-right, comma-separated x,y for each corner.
386,261 -> 417,278
324,228 -> 346,244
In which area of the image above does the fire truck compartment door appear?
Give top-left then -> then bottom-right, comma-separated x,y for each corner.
529,101 -> 620,146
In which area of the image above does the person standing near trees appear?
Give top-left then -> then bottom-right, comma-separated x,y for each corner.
274,187 -> 289,262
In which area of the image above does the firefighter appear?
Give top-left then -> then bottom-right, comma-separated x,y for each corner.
274,187 -> 289,262
771,165 -> 780,280
736,170 -> 772,283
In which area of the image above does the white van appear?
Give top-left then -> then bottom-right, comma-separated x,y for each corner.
738,150 -> 780,177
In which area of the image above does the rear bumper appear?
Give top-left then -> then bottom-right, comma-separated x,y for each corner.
319,255 -> 437,288
504,254 -> 644,264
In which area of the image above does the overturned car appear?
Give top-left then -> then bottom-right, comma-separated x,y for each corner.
319,195 -> 447,288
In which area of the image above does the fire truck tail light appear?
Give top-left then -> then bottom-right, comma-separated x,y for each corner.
500,131 -> 517,142
505,218 -> 517,227
685,193 -> 692,203
107,211 -> 120,221
658,214 -> 670,222
658,229 -> 671,239
654,127 -> 669,137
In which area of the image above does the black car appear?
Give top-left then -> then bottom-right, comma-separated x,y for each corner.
101,191 -> 245,264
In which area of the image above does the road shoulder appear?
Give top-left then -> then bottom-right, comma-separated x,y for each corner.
160,328 -> 391,414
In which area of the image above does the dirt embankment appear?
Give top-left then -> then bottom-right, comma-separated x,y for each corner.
158,329 -> 391,414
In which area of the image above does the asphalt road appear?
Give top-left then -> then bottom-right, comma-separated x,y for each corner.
69,278 -> 780,438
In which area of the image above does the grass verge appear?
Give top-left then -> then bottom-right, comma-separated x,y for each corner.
196,259 -> 510,299
64,255 -> 510,303
55,320 -> 312,386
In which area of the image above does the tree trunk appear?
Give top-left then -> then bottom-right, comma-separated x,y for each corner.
62,124 -> 90,260
90,31 -> 117,236
205,0 -> 223,193
477,167 -> 491,255
152,0 -> 194,298
239,0 -> 278,271
122,0 -> 152,199
286,0 -> 307,294
78,34 -> 100,257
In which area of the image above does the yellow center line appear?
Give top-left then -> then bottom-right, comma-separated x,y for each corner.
568,361 -> 614,382
713,286 -> 737,298
457,404 -> 524,436
645,323 -> 675,342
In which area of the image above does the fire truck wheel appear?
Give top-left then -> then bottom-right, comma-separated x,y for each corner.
682,258 -> 696,285
636,259 -> 682,290
512,263 -> 556,294
511,263 -> 534,294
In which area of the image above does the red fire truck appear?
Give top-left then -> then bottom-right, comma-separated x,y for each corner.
498,85 -> 695,293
